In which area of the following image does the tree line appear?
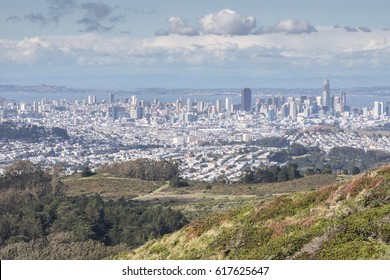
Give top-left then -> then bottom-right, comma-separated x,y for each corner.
241,164 -> 302,184
98,159 -> 179,181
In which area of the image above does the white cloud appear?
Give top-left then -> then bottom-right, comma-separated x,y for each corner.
256,19 -> 317,34
274,19 -> 317,34
1,28 -> 390,75
198,9 -> 256,35
167,17 -> 199,36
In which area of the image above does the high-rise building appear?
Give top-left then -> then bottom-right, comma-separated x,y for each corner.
322,79 -> 330,109
216,99 -> 222,114
175,98 -> 182,111
130,107 -> 144,119
225,97 -> 232,113
334,96 -> 342,112
197,101 -> 205,112
241,88 -> 252,112
88,95 -> 96,104
131,95 -> 138,106
373,101 -> 384,118
289,101 -> 297,119
341,92 -> 347,111
109,93 -> 114,103
187,98 -> 193,112
33,102 -> 39,113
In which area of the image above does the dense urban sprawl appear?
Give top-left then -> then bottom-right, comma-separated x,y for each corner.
1,80 -> 390,181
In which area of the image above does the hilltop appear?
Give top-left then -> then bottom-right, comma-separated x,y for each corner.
114,164 -> 390,260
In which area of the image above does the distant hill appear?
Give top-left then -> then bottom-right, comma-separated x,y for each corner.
114,164 -> 390,260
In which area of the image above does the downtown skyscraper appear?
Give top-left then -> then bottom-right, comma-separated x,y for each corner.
241,88 -> 252,112
322,79 -> 330,109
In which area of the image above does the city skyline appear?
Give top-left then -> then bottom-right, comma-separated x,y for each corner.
1,1 -> 390,88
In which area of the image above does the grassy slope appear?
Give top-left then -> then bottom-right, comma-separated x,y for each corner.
61,173 -> 164,199
113,166 -> 390,260
62,171 -> 336,220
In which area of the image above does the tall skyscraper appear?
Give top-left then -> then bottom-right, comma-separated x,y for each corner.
225,97 -> 232,113
373,101 -> 384,118
88,95 -> 96,104
322,79 -> 330,109
187,98 -> 193,112
241,88 -> 252,112
289,101 -> 297,119
341,92 -> 347,111
109,93 -> 114,103
216,99 -> 222,114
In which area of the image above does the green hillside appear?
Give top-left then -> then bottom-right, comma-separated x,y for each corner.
114,165 -> 390,260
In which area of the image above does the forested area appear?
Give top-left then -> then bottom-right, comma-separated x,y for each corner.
98,159 -> 179,181
241,164 -> 301,184
267,143 -> 390,174
0,122 -> 69,142
0,161 -> 188,259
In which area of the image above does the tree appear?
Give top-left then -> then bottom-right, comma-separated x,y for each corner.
351,166 -> 361,175
342,169 -> 349,175
277,167 -> 289,182
81,166 -> 93,177
304,168 -> 315,176
169,176 -> 189,188
289,143 -> 308,156
287,164 -> 301,180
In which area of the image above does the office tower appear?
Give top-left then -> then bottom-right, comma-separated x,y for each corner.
88,95 -> 96,104
175,98 -> 182,111
33,102 -> 39,113
330,96 -> 335,111
289,101 -> 297,119
131,95 -> 137,106
316,96 -> 323,107
268,109 -> 276,121
197,101 -> 204,112
322,79 -> 330,109
373,101 -> 384,118
109,93 -> 114,103
341,92 -> 347,111
225,97 -> 232,113
216,99 -> 222,114
241,88 -> 252,112
334,96 -> 342,112
130,107 -> 144,119
279,103 -> 289,118
187,98 -> 193,112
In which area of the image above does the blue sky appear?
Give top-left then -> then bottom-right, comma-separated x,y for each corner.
1,0 -> 390,88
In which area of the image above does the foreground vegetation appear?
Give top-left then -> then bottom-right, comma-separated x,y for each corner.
0,161 -> 187,259
115,164 -> 390,260
2,158 -> 387,260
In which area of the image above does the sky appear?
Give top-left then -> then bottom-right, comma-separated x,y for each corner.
1,0 -> 390,89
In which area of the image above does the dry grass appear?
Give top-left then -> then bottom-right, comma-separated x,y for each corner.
61,173 -> 164,199
62,173 -> 338,219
